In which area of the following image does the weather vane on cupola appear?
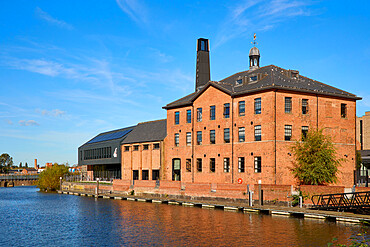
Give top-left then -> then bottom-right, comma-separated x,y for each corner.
251,33 -> 257,47
249,33 -> 260,70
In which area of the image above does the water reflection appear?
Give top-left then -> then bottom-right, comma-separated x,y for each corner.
0,186 -> 368,246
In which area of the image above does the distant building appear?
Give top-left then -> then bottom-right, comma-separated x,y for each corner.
38,167 -> 46,173
356,112 -> 370,184
22,168 -> 38,175
357,111 -> 370,150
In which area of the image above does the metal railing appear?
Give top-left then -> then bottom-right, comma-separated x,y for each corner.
311,191 -> 370,214
0,175 -> 39,180
64,170 -> 120,183
93,171 -> 121,181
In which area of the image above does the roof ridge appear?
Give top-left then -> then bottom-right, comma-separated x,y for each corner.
138,119 -> 166,125
220,65 -> 274,82
165,92 -> 196,106
97,125 -> 136,135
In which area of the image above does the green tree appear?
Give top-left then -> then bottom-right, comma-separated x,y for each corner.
356,150 -> 364,169
291,129 -> 343,185
19,162 -> 22,168
37,164 -> 70,192
25,162 -> 28,168
0,153 -> 13,173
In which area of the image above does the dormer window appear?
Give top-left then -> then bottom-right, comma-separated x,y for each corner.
236,79 -> 243,85
250,76 -> 257,82
291,70 -> 299,79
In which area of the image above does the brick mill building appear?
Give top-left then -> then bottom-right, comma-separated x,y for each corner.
79,38 -> 360,188
163,38 -> 359,188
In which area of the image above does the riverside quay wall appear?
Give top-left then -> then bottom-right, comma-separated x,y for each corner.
61,180 -> 352,204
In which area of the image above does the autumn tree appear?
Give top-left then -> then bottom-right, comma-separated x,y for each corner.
37,164 -> 70,192
0,153 -> 13,173
291,129 -> 343,185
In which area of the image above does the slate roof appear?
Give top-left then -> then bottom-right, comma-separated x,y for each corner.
121,119 -> 167,144
163,65 -> 360,109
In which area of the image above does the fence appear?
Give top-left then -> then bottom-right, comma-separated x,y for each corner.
64,170 -> 120,183
93,171 -> 121,181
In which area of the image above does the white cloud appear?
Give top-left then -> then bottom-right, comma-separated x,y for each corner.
215,0 -> 317,48
116,0 -> 148,25
35,7 -> 73,30
4,57 -> 133,95
19,120 -> 40,126
149,48 -> 173,63
6,120 -> 13,125
37,109 -> 66,117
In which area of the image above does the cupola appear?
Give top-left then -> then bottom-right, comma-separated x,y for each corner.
249,33 -> 260,70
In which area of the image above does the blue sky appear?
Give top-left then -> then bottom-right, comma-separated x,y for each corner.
1,0 -> 369,167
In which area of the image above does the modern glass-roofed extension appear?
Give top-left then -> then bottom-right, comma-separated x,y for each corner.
78,126 -> 135,180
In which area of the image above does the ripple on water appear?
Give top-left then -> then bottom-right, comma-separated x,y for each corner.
0,186 -> 368,246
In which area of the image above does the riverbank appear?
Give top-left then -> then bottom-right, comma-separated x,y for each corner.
58,189 -> 370,226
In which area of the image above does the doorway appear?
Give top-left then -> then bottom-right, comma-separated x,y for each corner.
172,159 -> 181,181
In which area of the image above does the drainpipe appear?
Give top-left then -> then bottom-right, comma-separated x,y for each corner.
231,97 -> 234,183
316,94 -> 319,129
274,90 -> 277,185
354,100 -> 357,185
192,105 -> 195,183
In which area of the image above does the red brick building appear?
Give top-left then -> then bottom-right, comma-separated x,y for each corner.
121,120 -> 166,181
162,38 -> 360,187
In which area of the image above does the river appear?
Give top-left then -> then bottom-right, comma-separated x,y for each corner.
0,186 -> 368,246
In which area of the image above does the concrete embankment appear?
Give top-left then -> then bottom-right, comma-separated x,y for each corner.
58,188 -> 370,226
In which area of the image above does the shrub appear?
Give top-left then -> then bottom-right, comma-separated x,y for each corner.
37,164 -> 70,192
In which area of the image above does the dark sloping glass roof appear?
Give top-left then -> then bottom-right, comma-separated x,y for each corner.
86,128 -> 133,144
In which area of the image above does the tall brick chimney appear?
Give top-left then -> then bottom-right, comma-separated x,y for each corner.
195,38 -> 210,91
34,159 -> 37,169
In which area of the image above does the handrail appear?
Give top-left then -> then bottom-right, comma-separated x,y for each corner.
311,191 -> 370,214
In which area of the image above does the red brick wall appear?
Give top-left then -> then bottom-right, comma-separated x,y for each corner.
318,97 -> 356,187
113,179 -> 131,192
121,141 -> 163,180
300,185 -> 344,197
354,187 -> 370,192
164,86 -> 356,188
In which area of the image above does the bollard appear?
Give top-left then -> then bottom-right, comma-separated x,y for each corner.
258,182 -> 263,206
299,196 -> 302,208
96,178 -> 100,195
249,191 -> 253,207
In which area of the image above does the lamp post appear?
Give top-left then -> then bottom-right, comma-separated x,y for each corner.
59,177 -> 62,191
